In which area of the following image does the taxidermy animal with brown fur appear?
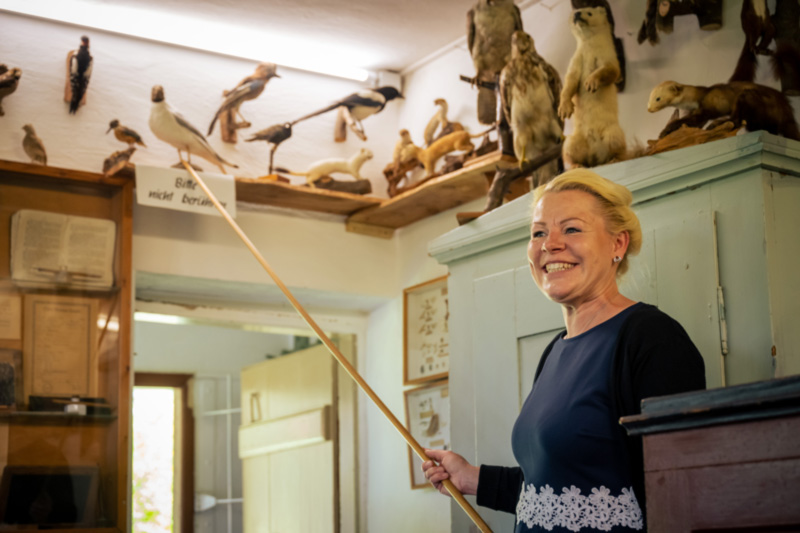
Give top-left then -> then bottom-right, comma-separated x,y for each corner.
730,0 -> 776,82
467,0 -> 523,124
499,30 -> 562,186
559,6 -> 625,168
402,130 -> 486,178
278,148 -> 373,187
0,65 -> 22,116
648,80 -> 800,141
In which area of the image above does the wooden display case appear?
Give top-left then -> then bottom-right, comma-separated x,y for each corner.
0,160 -> 132,532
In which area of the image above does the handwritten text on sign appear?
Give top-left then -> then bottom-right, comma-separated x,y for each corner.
135,165 -> 236,218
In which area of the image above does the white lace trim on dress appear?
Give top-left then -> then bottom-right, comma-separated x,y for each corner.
515,484 -> 643,531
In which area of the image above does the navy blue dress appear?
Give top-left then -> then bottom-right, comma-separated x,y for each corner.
511,304 -> 644,532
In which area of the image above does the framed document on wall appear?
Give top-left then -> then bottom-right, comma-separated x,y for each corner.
403,276 -> 449,385
404,380 -> 450,490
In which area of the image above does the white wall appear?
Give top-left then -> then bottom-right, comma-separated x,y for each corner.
4,3 -> 800,533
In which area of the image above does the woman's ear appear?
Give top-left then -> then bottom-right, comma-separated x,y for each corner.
613,230 -> 630,257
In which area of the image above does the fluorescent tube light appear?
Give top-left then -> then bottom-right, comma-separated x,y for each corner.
2,0 -> 372,81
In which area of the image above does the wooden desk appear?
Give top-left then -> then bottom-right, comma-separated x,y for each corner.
621,376 -> 800,532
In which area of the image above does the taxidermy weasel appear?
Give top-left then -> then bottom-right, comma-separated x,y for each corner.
279,148 -> 373,187
558,6 -> 626,168
648,80 -> 800,141
402,129 -> 489,178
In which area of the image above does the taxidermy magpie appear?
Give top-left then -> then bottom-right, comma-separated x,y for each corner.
467,0 -> 523,124
291,86 -> 403,138
207,62 -> 280,136
0,65 -> 22,116
22,124 -> 47,165
69,36 -> 93,114
107,119 -> 147,147
149,85 -> 238,174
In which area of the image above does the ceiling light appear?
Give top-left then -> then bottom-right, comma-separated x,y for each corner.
1,0 -> 372,82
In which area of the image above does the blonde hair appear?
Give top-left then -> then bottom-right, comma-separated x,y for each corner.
532,169 -> 642,276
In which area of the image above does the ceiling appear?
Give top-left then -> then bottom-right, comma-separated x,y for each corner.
109,0 -> 482,73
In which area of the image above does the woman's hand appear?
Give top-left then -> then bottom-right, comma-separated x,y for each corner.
421,449 -> 480,496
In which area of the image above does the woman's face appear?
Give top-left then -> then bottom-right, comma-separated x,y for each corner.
527,190 -> 628,308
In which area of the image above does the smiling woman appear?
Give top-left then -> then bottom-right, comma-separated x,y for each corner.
422,169 -> 707,532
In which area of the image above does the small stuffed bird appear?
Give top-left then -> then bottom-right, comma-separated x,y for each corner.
208,62 -> 280,137
467,0 -> 523,124
22,124 -> 47,165
107,119 -> 147,147
68,35 -> 93,114
499,30 -> 563,184
103,146 -> 136,177
245,122 -> 292,175
291,86 -> 403,140
0,65 -> 22,116
149,85 -> 238,174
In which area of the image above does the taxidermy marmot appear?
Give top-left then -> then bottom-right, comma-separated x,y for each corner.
648,80 -> 800,141
278,148 -> 373,187
558,6 -> 626,168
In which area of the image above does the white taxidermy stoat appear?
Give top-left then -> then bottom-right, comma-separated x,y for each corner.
279,147 -> 373,187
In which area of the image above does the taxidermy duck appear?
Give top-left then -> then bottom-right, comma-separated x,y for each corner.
207,62 -> 280,140
0,65 -> 22,116
467,0 -> 523,124
22,124 -> 47,165
67,35 -> 92,114
107,119 -> 147,147
149,85 -> 238,174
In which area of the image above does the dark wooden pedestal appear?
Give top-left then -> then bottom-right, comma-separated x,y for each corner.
621,376 -> 800,532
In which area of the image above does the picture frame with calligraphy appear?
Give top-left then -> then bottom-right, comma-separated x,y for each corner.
404,379 -> 450,490
403,276 -> 449,386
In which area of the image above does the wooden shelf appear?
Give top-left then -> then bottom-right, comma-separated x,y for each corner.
233,151 -> 516,237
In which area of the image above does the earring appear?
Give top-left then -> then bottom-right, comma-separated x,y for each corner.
613,256 -> 622,264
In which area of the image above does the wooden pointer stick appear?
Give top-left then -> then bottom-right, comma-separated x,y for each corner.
180,160 -> 492,533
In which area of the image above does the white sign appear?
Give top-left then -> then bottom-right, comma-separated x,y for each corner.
135,165 -> 237,218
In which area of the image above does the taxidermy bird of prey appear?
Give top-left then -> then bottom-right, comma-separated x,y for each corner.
291,86 -> 403,138
0,65 -> 22,116
499,31 -> 562,183
245,122 -> 292,174
107,119 -> 147,147
468,0 -> 523,124
22,124 -> 47,165
149,85 -> 238,174
68,35 -> 93,114
207,62 -> 280,136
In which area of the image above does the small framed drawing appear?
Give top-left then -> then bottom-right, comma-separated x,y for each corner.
405,380 -> 450,490
403,276 -> 449,385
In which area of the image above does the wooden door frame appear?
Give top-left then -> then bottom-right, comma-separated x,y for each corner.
134,372 -> 194,533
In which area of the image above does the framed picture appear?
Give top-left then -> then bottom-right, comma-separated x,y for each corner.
405,380 -> 450,490
403,276 -> 449,385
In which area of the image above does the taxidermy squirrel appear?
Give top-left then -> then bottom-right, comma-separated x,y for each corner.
277,148 -> 373,187
559,6 -> 626,168
648,80 -> 800,141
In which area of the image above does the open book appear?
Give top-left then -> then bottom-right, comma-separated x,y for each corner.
10,209 -> 116,290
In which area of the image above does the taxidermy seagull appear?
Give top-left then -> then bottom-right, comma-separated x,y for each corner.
107,119 -> 147,147
208,62 -> 280,136
22,124 -> 47,165
68,35 -> 93,114
0,65 -> 22,116
291,86 -> 403,139
149,85 -> 238,174
467,0 -> 523,124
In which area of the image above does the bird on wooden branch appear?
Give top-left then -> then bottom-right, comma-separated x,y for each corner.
208,62 -> 280,137
103,146 -> 137,178
245,122 -> 292,175
291,86 -> 403,140
68,35 -> 93,114
499,30 -> 562,185
107,119 -> 147,147
22,124 -> 47,165
0,65 -> 22,116
467,0 -> 523,124
149,85 -> 238,174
